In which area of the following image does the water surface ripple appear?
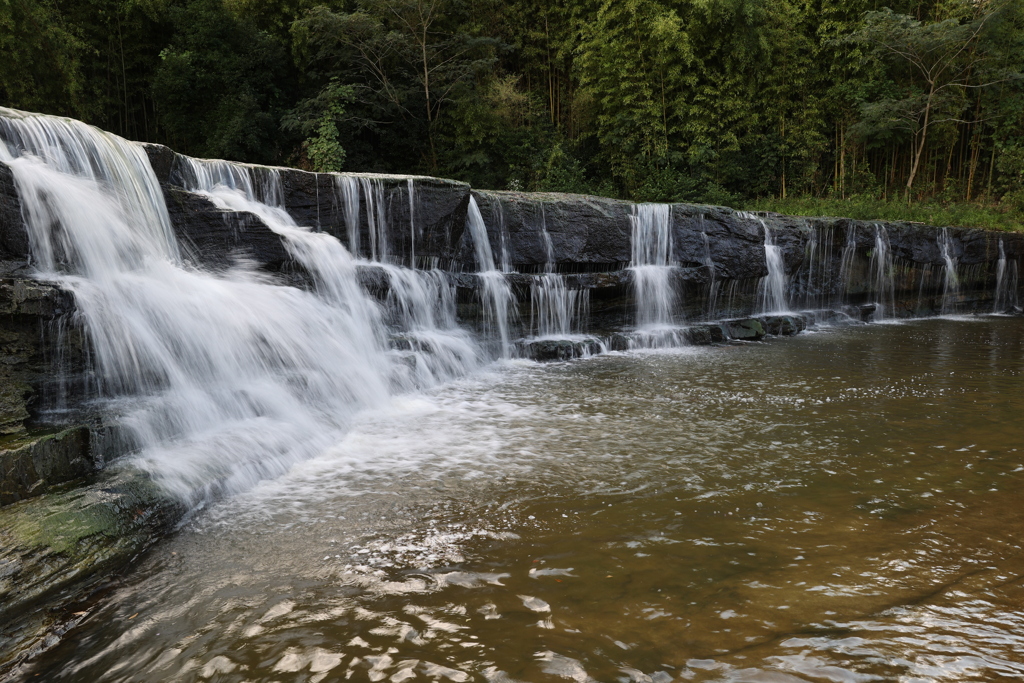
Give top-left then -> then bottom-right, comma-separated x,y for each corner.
22,318 -> 1024,683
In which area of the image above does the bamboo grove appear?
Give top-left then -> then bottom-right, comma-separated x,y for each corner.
2,0 -> 1023,213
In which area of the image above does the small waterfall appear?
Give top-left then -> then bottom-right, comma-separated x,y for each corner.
756,219 -> 788,313
184,158 -> 478,379
938,228 -> 960,314
868,224 -> 895,320
466,197 -> 514,356
360,177 -> 389,262
836,227 -> 857,307
701,230 -> 720,319
493,202 -> 512,273
336,177 -> 361,257
0,108 -> 418,503
994,240 -> 1019,313
629,204 -> 676,329
407,178 -> 417,268
528,203 -> 588,338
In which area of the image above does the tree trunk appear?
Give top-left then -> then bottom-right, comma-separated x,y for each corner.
906,86 -> 934,200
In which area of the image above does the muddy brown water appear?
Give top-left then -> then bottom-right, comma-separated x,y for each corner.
18,317 -> 1024,682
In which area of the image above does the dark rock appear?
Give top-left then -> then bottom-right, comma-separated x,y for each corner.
139,143 -> 175,184
762,315 -> 804,336
708,325 -> 728,343
607,334 -> 631,352
0,470 -> 183,672
684,326 -> 714,345
520,338 -> 602,361
725,318 -> 765,341
162,188 -> 290,270
0,427 -> 93,506
0,162 -> 28,261
0,279 -> 81,436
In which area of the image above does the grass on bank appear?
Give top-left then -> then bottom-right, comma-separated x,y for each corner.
741,196 -> 1024,232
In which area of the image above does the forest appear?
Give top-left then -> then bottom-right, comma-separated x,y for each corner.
2,0 -> 1023,226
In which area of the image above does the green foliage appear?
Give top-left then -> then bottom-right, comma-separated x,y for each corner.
745,196 -> 1024,233
1,0 -> 1022,222
152,0 -> 291,162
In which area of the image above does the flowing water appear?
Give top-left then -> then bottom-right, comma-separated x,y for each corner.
630,205 -> 678,344
6,108 -> 1024,683
756,220 -> 788,314
939,229 -> 960,315
17,317 -> 1024,683
465,197 -> 514,357
868,225 -> 895,321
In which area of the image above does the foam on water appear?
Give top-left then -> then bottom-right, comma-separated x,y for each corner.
0,108 -> 475,503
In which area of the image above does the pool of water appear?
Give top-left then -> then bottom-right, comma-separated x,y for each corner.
20,317 -> 1024,682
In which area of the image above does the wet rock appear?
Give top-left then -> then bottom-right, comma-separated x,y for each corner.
0,470 -> 184,672
0,279 -> 82,436
162,188 -> 290,271
607,334 -> 632,352
684,326 -> 714,345
520,338 -> 603,362
0,162 -> 27,261
0,427 -> 93,506
725,319 -> 765,341
762,315 -> 806,336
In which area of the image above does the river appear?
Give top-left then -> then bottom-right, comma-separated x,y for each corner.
20,316 -> 1024,682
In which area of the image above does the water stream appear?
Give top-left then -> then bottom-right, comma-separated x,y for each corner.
18,318 -> 1024,683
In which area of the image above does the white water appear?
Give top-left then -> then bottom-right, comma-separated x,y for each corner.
868,224 -> 895,320
466,197 -> 514,357
994,240 -> 1019,314
527,203 -> 589,338
701,229 -> 720,319
180,156 -> 480,385
939,228 -> 960,314
630,204 -> 677,330
0,108 -> 475,503
336,176 -> 362,257
837,227 -> 857,307
407,178 -> 416,268
755,218 -> 788,314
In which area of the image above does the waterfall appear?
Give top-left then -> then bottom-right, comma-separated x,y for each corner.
994,240 -> 1019,313
629,204 -> 676,329
360,177 -> 389,262
493,201 -> 512,274
336,177 -> 361,257
406,179 -> 416,268
756,219 -> 788,313
466,197 -> 514,357
938,228 -> 960,314
0,108 -> 432,503
868,224 -> 895,320
836,227 -> 857,307
701,230 -> 720,319
526,202 -> 589,338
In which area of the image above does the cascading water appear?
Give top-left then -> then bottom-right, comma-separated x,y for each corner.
336,176 -> 362,257
701,229 -> 720,320
754,217 -> 788,313
868,224 -> 895,320
630,204 -> 677,329
361,177 -> 389,262
181,157 -> 480,384
994,240 -> 1019,314
407,178 -> 417,268
837,227 -> 857,307
528,203 -> 589,338
938,228 -> 960,314
466,196 -> 514,357
0,108 -> 426,503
